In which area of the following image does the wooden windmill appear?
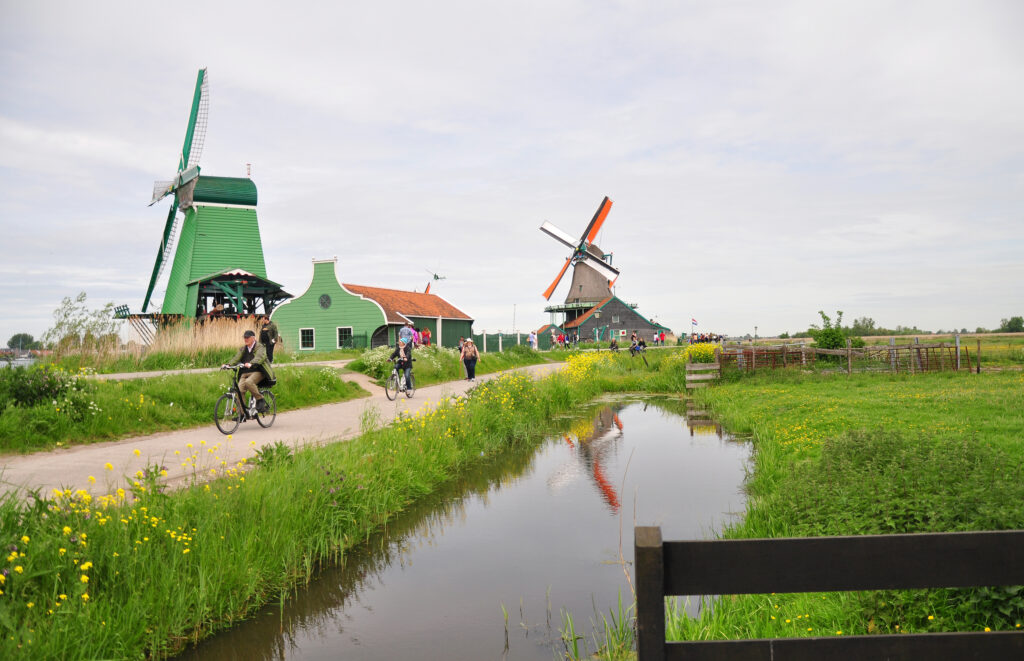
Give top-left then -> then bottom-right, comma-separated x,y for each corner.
139,68 -> 289,321
539,196 -> 620,303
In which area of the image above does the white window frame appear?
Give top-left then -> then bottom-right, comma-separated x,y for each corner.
336,326 -> 353,349
612,315 -> 621,323
299,328 -> 315,350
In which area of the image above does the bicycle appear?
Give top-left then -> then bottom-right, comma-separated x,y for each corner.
384,358 -> 415,401
214,364 -> 277,434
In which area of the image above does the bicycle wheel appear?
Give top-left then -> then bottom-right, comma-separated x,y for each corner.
256,390 -> 277,428
384,372 -> 398,401
214,393 -> 241,435
405,373 -> 415,398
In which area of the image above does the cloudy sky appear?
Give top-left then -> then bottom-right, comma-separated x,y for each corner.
2,0 -> 1022,345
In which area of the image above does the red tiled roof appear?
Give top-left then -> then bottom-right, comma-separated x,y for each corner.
536,323 -> 562,335
563,297 -> 613,329
342,284 -> 473,324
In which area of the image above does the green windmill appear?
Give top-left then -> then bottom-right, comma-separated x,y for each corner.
134,68 -> 289,330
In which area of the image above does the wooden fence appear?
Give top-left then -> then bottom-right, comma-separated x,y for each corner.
685,348 -> 721,389
719,339 -> 977,375
634,526 -> 1024,660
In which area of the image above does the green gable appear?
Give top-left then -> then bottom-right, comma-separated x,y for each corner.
271,259 -> 387,352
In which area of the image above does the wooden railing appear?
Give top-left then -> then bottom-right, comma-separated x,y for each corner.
685,348 -> 721,389
634,526 -> 1024,660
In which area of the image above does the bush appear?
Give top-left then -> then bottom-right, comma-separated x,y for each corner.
0,365 -> 89,410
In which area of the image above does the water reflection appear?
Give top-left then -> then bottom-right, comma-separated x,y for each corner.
180,397 -> 750,660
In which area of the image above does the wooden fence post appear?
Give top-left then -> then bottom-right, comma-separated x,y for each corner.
955,334 -> 961,371
482,331 -> 487,353
914,337 -> 923,372
889,337 -> 896,373
847,338 -> 852,375
977,339 -> 982,374
635,526 -> 666,661
498,334 -> 503,352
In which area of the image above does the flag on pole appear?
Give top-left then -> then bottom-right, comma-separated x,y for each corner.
691,318 -> 698,326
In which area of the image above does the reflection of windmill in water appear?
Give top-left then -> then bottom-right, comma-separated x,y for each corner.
548,406 -> 625,513
116,68 -> 290,342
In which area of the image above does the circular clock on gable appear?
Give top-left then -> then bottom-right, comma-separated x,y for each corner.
319,294 -> 332,309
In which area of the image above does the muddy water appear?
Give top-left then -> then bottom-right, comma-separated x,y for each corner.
179,397 -> 750,660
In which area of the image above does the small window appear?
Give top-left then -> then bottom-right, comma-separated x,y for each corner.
300,328 -> 315,350
612,315 -> 620,323
337,326 -> 353,348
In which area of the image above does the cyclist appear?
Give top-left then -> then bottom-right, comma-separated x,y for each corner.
222,330 -> 274,412
389,338 -> 413,391
399,321 -> 415,346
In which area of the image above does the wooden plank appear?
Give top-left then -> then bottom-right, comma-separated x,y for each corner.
685,373 -> 719,382
685,382 -> 709,389
662,530 -> 1024,595
685,363 -> 721,371
635,526 -> 666,661
664,632 -> 1024,661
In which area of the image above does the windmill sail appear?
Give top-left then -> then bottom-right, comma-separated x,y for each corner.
540,196 -> 619,301
142,68 -> 209,313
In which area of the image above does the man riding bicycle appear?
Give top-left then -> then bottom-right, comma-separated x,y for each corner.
389,338 -> 413,391
222,330 -> 275,413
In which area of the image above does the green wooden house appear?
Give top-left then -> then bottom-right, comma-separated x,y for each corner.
271,258 -> 474,352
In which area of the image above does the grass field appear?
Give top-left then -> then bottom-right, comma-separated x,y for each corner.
663,369 -> 1024,644
860,333 -> 1024,367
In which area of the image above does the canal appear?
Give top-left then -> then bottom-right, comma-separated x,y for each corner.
180,396 -> 751,660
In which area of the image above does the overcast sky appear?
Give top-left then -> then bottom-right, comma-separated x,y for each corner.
2,0 -> 1022,345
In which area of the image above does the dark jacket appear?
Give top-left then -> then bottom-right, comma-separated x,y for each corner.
228,342 -> 276,382
389,343 -> 412,368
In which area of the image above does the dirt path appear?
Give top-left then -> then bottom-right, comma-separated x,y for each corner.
1,363 -> 562,499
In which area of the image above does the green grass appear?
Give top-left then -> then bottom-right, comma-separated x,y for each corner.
348,344 -> 553,387
47,348 -> 363,375
0,356 -> 618,659
664,369 -> 1024,643
0,366 -> 368,454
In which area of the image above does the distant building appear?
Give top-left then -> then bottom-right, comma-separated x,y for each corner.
271,258 -> 473,352
559,295 -> 670,343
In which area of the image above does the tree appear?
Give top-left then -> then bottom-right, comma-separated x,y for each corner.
7,333 -> 40,350
998,316 -> 1024,333
42,292 -> 119,349
850,316 -> 877,336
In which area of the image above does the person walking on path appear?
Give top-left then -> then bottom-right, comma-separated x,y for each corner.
222,330 -> 274,412
259,315 -> 279,362
461,338 -> 479,382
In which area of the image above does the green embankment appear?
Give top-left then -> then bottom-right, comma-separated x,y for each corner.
0,352 -> 643,659
5,352 -> 1018,659
666,370 -> 1024,643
